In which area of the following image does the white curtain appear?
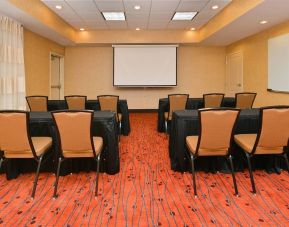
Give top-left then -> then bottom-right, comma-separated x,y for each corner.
0,16 -> 26,110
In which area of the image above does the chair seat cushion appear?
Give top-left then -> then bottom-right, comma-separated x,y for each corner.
186,136 -> 229,156
234,134 -> 256,153
4,137 -> 52,158
63,137 -> 103,158
234,134 -> 284,154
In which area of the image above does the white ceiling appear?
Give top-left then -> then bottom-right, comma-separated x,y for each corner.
41,0 -> 231,30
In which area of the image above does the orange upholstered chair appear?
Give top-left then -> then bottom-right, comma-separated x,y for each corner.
164,94 -> 189,134
234,106 -> 289,194
65,95 -> 87,110
52,110 -> 103,198
186,108 -> 240,196
235,92 -> 257,109
97,95 -> 122,139
26,96 -> 48,111
0,111 -> 52,198
203,93 -> 224,108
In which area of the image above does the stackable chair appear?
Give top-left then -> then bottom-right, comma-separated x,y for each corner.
235,92 -> 257,109
26,96 -> 48,111
234,106 -> 289,194
164,94 -> 189,135
203,93 -> 224,108
52,110 -> 103,198
186,108 -> 240,197
65,95 -> 87,110
0,111 -> 52,198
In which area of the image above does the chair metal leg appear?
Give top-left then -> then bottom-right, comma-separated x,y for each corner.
228,155 -> 239,196
246,153 -> 256,194
31,156 -> 43,198
118,121 -> 122,142
95,155 -> 101,197
53,157 -> 63,198
283,153 -> 289,173
0,158 -> 3,170
164,120 -> 168,134
190,155 -> 197,197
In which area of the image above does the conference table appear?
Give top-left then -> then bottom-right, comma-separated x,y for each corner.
47,99 -> 130,136
3,111 -> 120,180
169,108 -> 286,173
158,97 -> 235,132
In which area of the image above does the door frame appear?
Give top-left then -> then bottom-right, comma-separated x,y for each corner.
49,52 -> 64,100
225,51 -> 243,96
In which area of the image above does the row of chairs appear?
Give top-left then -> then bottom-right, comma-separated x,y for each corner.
0,110 -> 103,199
26,95 -> 122,139
164,92 -> 257,134
186,106 -> 289,196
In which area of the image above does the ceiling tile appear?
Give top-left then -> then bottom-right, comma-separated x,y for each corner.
151,1 -> 180,12
167,20 -> 190,29
107,21 -> 128,29
176,0 -> 209,11
123,0 -> 151,13
65,0 -> 98,13
94,1 -> 124,11
149,13 -> 174,20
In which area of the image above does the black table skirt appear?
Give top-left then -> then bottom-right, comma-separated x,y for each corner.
2,111 -> 120,180
169,109 -> 287,173
157,97 -> 235,132
47,99 -> 130,136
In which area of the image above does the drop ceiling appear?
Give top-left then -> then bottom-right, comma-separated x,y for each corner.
41,0 -> 231,30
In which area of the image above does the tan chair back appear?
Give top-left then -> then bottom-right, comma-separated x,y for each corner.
235,92 -> 256,109
0,112 -> 31,153
203,93 -> 224,108
168,94 -> 188,119
254,107 -> 289,154
197,109 -> 239,156
52,111 -> 94,153
65,96 -> 86,110
98,95 -> 118,112
26,96 -> 48,112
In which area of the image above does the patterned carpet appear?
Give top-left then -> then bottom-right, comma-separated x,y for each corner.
1,113 -> 289,226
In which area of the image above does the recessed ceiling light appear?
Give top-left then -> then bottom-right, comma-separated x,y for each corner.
134,5 -> 141,10
190,27 -> 196,31
55,5 -> 62,10
102,12 -> 125,21
80,28 -> 85,31
212,5 -> 219,10
172,12 -> 198,21
136,27 -> 140,31
260,20 -> 268,24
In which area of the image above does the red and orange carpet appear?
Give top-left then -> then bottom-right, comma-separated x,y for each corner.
1,113 -> 289,226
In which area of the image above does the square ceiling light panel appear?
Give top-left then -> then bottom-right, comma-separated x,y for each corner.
172,12 -> 198,21
102,12 -> 126,21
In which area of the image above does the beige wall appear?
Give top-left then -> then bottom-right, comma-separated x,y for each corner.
24,29 -> 65,96
65,46 -> 226,109
226,20 -> 289,107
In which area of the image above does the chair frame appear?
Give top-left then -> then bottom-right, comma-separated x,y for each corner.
64,95 -> 87,110
165,94 -> 189,135
0,110 -> 47,198
51,110 -> 101,198
97,95 -> 122,139
26,95 -> 48,111
203,93 -> 225,108
189,108 -> 240,197
235,92 -> 257,109
242,106 -> 289,194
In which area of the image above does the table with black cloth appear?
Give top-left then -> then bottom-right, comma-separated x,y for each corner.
157,97 -> 235,132
47,99 -> 130,135
169,108 -> 286,174
3,111 -> 120,180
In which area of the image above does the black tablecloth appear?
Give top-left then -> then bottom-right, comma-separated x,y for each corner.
47,99 -> 130,135
169,109 -> 286,173
157,97 -> 235,132
3,111 -> 120,179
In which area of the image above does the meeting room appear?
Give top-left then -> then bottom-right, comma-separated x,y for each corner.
0,0 -> 289,226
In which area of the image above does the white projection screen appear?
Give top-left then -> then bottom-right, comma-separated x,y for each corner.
268,33 -> 289,92
113,45 -> 177,87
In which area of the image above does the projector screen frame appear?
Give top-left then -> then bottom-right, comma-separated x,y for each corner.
112,44 -> 178,87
